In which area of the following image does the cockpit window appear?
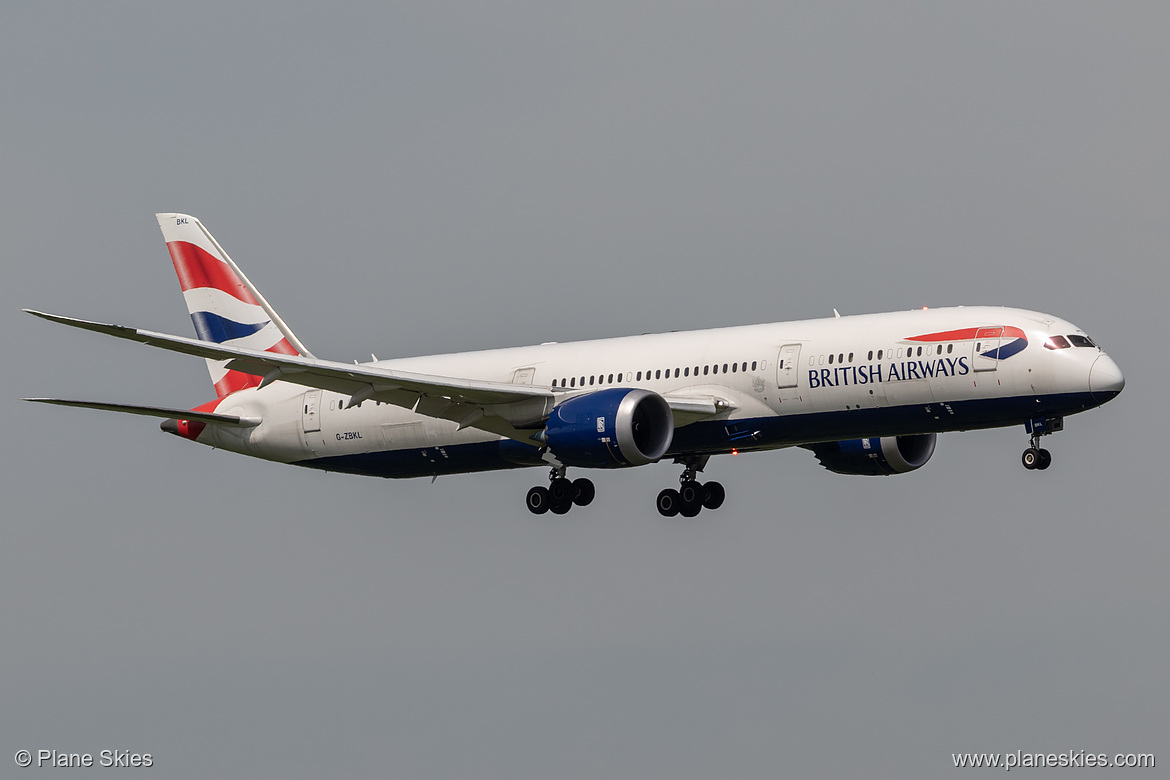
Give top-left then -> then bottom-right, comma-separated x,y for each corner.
1044,335 -> 1071,350
1067,334 -> 1097,348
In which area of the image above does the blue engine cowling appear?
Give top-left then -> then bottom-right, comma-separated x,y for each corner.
544,388 -> 674,468
808,433 -> 936,476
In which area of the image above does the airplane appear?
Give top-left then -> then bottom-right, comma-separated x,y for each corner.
24,213 -> 1125,517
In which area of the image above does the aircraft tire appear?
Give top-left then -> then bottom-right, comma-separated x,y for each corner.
526,486 -> 551,514
656,488 -> 681,517
1022,448 -> 1039,470
550,497 -> 573,515
679,480 -> 703,517
572,478 -> 596,506
1037,448 -> 1052,470
549,477 -> 574,504
701,481 -> 725,510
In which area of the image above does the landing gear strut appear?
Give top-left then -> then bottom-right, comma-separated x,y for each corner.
1021,416 -> 1062,471
526,466 -> 595,515
657,457 -> 725,517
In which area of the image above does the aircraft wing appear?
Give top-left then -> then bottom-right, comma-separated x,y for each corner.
25,310 -> 736,441
23,398 -> 261,426
25,309 -> 557,442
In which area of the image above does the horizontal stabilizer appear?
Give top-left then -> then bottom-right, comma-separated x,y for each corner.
24,398 -> 261,427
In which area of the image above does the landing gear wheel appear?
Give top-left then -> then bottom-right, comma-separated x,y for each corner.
678,480 -> 703,517
549,477 -> 575,504
550,497 -> 573,515
572,478 -> 595,506
656,488 -> 681,517
1036,448 -> 1052,470
1021,448 -> 1039,470
701,481 -> 725,510
526,486 -> 550,514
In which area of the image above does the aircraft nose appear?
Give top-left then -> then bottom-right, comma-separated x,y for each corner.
1089,354 -> 1125,401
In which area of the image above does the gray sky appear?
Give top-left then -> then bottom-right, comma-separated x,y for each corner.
3,2 -> 1166,777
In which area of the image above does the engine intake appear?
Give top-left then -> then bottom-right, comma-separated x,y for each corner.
545,388 -> 674,468
808,433 -> 936,476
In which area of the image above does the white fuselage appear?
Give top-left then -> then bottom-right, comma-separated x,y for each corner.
190,306 -> 1122,478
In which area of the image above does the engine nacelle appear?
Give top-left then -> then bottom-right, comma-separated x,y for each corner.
544,388 -> 674,468
808,433 -> 936,476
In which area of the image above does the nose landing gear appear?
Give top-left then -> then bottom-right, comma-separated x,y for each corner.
1022,416 -> 1062,471
526,467 -> 595,515
656,457 -> 725,517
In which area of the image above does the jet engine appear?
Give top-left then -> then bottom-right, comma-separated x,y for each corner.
808,433 -> 936,476
544,388 -> 674,468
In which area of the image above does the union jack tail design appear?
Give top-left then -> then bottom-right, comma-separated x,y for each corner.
156,213 -> 311,398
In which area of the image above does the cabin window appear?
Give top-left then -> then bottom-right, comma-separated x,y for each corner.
608,373 -> 614,383
1067,334 -> 1097,348
848,352 -> 853,362
868,350 -> 873,360
674,368 -> 680,378
877,349 -> 883,359
838,354 -> 843,364
731,362 -> 737,373
684,367 -> 690,377
589,375 -> 595,385
897,348 -> 904,358
704,365 -> 710,375
936,345 -> 942,355
636,371 -> 642,380
1044,336 -> 1071,350
570,377 -> 576,387
751,361 -> 757,371
695,366 -> 700,376
947,344 -> 953,354
551,379 -> 557,387
655,370 -> 661,379
828,354 -> 834,365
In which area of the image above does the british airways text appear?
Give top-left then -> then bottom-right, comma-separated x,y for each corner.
808,356 -> 969,389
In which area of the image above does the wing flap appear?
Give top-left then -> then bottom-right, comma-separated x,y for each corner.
662,393 -> 736,426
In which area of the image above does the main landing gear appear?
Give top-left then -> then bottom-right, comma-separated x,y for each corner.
656,458 -> 725,518
525,467 -> 595,515
1021,416 -> 1063,471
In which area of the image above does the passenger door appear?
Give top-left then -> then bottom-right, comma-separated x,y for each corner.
302,389 -> 322,433
972,327 -> 1003,372
776,344 -> 801,389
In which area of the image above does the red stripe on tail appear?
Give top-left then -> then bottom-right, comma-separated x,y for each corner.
212,338 -> 299,398
166,241 -> 259,304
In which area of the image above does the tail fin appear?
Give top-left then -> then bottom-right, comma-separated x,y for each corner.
156,213 -> 312,397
